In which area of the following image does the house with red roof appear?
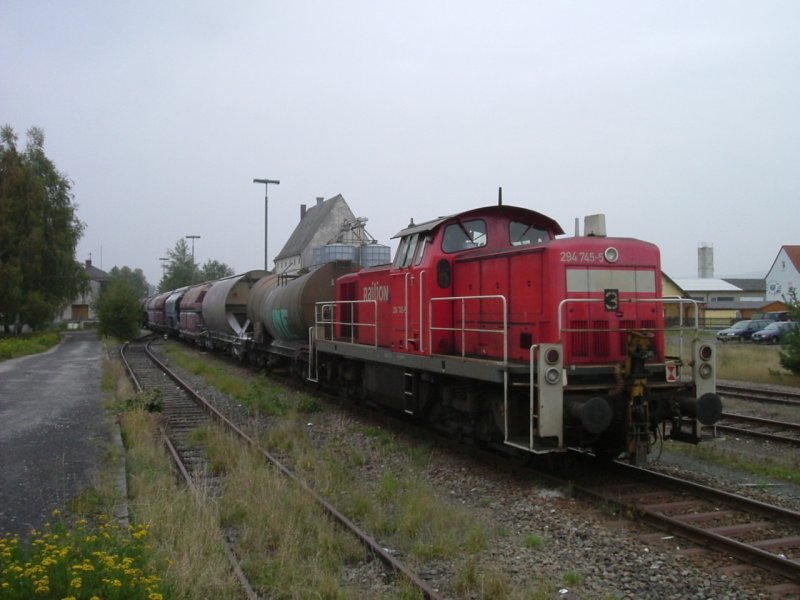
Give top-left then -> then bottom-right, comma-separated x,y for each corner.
765,245 -> 800,302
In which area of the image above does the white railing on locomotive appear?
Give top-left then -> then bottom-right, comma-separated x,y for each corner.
314,299 -> 378,346
556,297 -> 702,337
428,295 -> 508,364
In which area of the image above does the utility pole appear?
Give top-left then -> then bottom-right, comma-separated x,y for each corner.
252,178 -> 280,271
185,235 -> 200,283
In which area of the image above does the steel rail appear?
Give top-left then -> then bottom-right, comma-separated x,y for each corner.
713,413 -> 800,447
122,341 -> 260,600
717,383 -> 800,407
162,430 -> 261,600
573,462 -> 800,582
140,341 -> 443,600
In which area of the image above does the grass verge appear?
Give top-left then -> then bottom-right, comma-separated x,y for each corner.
666,440 -> 800,486
715,342 -> 800,386
0,331 -> 61,361
164,342 -> 321,414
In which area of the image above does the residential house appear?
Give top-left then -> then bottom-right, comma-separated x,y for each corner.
765,245 -> 800,302
57,259 -> 111,326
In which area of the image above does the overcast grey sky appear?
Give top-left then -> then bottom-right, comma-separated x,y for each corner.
2,1 -> 798,286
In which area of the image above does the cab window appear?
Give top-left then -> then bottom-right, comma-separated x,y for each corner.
442,219 -> 487,253
510,221 -> 549,246
393,233 -> 420,268
413,235 -> 429,265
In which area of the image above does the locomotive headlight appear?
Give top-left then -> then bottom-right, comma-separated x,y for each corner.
545,367 -> 561,385
698,363 -> 713,379
604,247 -> 619,263
544,348 -> 560,365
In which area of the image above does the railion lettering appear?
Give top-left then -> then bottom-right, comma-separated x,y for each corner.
363,281 -> 389,303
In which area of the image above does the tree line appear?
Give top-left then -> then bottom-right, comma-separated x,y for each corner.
1,124 -> 234,338
0,126 -> 86,332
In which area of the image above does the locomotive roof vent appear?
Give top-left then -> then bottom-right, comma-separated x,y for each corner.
583,214 -> 607,237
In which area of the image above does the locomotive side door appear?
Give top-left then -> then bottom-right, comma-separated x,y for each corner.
389,233 -> 426,353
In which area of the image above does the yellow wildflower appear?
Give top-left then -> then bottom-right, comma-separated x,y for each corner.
70,576 -> 82,588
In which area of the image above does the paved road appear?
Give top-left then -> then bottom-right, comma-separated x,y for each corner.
0,331 -> 107,537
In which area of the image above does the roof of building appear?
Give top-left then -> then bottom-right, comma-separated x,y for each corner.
705,300 -> 777,311
85,261 -> 110,282
778,245 -> 800,271
671,278 -> 741,292
275,194 -> 348,260
660,272 -> 688,297
722,278 -> 765,292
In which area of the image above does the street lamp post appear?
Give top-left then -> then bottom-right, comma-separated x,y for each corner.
185,235 -> 200,283
252,178 -> 280,271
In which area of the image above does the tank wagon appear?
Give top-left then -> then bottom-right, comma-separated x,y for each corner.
200,270 -> 268,355
147,202 -> 721,464
145,291 -> 171,331
178,281 -> 213,341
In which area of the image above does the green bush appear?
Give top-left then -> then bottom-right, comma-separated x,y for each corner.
779,291 -> 800,375
0,332 -> 60,360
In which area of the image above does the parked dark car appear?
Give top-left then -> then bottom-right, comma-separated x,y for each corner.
751,321 -> 798,344
716,319 -> 770,342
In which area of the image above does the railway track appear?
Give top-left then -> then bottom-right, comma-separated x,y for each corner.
120,338 -> 442,600
124,338 -> 800,595
121,338 -> 258,598
570,461 -> 800,591
717,382 -> 800,407
712,412 -> 800,447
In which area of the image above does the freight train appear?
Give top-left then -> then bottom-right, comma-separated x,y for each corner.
145,202 -> 721,464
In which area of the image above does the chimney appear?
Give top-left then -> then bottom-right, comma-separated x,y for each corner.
300,204 -> 307,220
698,243 -> 714,278
316,196 -> 324,207
85,258 -> 92,268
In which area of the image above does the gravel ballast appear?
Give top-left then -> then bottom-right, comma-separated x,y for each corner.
150,343 -> 795,599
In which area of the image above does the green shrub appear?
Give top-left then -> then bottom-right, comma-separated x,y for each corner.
0,332 -> 60,360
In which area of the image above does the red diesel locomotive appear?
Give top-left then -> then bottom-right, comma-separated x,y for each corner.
309,203 -> 720,464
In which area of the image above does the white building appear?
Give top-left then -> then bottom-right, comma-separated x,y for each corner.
765,245 -> 800,302
274,195 -> 356,275
57,259 -> 110,325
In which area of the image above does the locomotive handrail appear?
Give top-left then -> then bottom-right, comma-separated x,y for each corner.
557,297 -> 703,367
314,299 -> 378,346
556,297 -> 702,337
429,294 -> 508,365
